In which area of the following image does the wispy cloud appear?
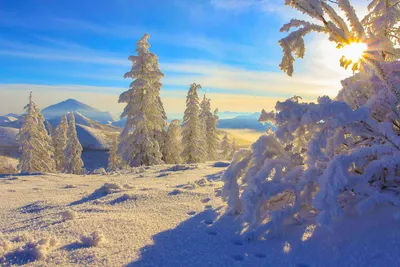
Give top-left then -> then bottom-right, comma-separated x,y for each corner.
209,0 -> 282,12
0,49 -> 128,66
0,35 -> 351,100
0,13 -> 270,67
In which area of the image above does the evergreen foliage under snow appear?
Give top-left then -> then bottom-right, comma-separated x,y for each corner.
118,33 -> 166,167
108,135 -> 120,171
220,134 -> 231,160
17,93 -> 56,173
64,113 -> 84,174
53,115 -> 68,172
200,95 -> 220,161
164,120 -> 183,164
181,83 -> 207,163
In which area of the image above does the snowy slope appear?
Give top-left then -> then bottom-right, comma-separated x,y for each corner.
47,112 -> 120,151
48,112 -> 119,133
0,163 -> 399,267
42,99 -> 114,124
0,116 -> 18,124
0,126 -> 18,147
76,124 -> 119,150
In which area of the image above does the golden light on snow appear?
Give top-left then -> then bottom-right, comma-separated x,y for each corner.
340,42 -> 368,63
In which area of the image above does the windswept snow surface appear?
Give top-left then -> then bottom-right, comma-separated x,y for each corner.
0,163 -> 399,266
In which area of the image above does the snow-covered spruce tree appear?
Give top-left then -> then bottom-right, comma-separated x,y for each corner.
17,92 -> 56,173
164,120 -> 183,164
222,0 -> 400,240
181,83 -> 206,163
53,115 -> 68,171
220,134 -> 231,160
200,95 -> 220,160
64,113 -> 84,174
108,135 -> 120,171
230,138 -> 237,159
199,95 -> 209,159
209,108 -> 220,160
118,33 -> 166,167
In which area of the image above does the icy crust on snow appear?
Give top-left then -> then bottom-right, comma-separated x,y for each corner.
0,162 -> 399,266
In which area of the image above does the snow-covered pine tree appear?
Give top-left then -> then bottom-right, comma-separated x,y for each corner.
200,96 -> 220,160
181,83 -> 206,163
17,92 -> 56,173
53,115 -> 68,171
118,33 -> 166,167
64,113 -> 84,174
164,120 -> 183,164
108,135 -> 120,171
230,138 -> 237,159
199,95 -> 209,158
221,134 -> 231,160
46,121 -> 55,138
208,108 -> 220,160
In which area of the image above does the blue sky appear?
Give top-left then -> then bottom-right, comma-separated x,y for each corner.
0,0 -> 356,116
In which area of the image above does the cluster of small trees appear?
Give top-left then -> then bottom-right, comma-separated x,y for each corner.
222,0 -> 400,240
221,134 -> 237,160
17,93 -> 84,174
116,33 -> 227,167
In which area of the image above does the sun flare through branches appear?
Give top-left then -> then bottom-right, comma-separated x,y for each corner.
339,42 -> 368,72
340,42 -> 367,63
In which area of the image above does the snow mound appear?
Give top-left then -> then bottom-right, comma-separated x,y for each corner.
79,231 -> 105,247
92,168 -> 107,175
109,193 -> 138,205
160,164 -> 198,172
0,237 -> 58,264
0,156 -> 18,174
70,183 -> 123,205
0,238 -> 11,254
60,210 -> 76,221
213,162 -> 230,168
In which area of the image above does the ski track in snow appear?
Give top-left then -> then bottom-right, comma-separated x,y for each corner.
0,162 -> 399,267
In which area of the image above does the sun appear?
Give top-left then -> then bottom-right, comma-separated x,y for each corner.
340,42 -> 368,63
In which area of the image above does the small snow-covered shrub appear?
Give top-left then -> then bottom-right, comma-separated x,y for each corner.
0,156 -> 18,174
24,237 -> 58,261
79,231 -> 105,247
12,234 -> 29,243
223,69 -> 400,239
0,238 -> 12,254
161,164 -> 197,172
60,210 -> 76,221
0,237 -> 58,264
97,183 -> 121,195
92,168 -> 107,175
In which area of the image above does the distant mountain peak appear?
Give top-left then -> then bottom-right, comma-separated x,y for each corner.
42,99 -> 114,124
45,99 -> 99,112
